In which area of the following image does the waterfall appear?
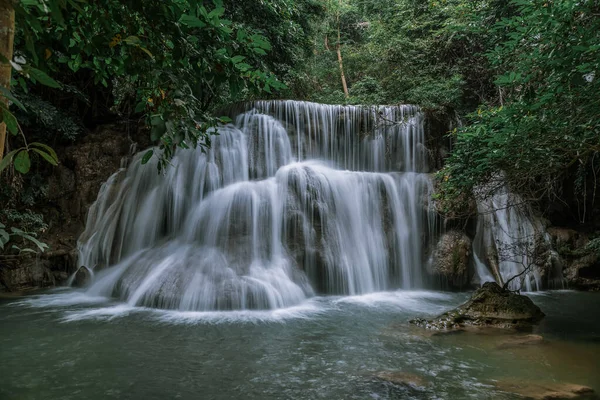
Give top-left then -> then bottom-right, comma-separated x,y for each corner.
471,182 -> 564,291
78,101 -> 437,311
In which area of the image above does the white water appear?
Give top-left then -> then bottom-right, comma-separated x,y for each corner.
77,101 -> 438,311
472,183 -> 564,291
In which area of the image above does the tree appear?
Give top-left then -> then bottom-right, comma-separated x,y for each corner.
439,0 -> 600,221
0,0 -> 292,173
0,0 -> 15,162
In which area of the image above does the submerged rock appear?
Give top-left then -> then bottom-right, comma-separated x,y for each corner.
494,380 -> 597,400
410,282 -> 545,330
374,371 -> 427,389
496,334 -> 545,349
73,266 -> 92,288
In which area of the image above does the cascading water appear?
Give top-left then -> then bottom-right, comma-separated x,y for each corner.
78,101 -> 437,311
471,182 -> 564,291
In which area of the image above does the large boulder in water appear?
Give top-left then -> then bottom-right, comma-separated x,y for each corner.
410,282 -> 545,330
429,230 -> 472,290
72,266 -> 92,288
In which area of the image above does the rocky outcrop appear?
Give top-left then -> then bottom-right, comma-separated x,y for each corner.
564,254 -> 600,291
410,282 -> 545,330
546,226 -> 600,291
0,124 -> 149,292
430,230 -> 472,290
0,259 -> 56,292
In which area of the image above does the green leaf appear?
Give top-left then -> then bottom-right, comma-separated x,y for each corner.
30,143 -> 59,164
230,55 -> 245,64
18,233 -> 48,252
141,149 -> 154,164
138,47 -> 154,58
2,109 -> 18,135
208,6 -> 225,19
0,149 -> 20,173
28,68 -> 61,88
0,229 -> 9,247
235,63 -> 252,71
150,115 -> 166,140
179,15 -> 206,28
0,87 -> 26,111
134,101 -> 146,113
31,148 -> 58,166
123,36 -> 142,45
13,150 -> 31,174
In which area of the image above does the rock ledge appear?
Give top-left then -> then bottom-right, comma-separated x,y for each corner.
410,282 -> 545,330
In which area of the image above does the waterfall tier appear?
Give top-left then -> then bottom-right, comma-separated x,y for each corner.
78,101 -> 438,311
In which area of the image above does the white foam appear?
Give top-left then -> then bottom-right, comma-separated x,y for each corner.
10,292 -> 110,308
333,290 -> 458,315
61,304 -> 138,322
57,298 -> 328,324
152,299 -> 327,325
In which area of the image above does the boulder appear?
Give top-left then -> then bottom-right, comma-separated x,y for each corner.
565,254 -> 600,291
72,266 -> 92,288
410,282 -> 545,330
494,380 -> 596,400
430,230 -> 472,289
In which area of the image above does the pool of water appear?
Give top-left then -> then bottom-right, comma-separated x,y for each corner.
1,289 -> 599,399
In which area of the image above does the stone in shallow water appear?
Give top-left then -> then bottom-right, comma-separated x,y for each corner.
497,334 -> 545,349
493,380 -> 597,400
72,266 -> 92,288
410,282 -> 545,330
374,371 -> 427,389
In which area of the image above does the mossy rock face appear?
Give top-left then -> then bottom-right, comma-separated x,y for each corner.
430,230 -> 472,290
410,282 -> 545,330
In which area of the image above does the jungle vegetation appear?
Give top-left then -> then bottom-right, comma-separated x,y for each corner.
1,0 -> 599,254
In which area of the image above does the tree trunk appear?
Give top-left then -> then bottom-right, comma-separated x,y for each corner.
336,4 -> 349,98
0,0 -> 15,161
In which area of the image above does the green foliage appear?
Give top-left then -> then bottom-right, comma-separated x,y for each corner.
2,0 -> 321,173
440,0 -> 600,216
585,237 -> 600,256
0,222 -> 48,254
13,91 -> 82,142
292,0 -> 492,112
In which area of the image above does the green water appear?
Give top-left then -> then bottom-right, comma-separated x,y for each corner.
1,290 -> 599,399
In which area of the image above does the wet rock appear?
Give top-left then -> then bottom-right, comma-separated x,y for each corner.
497,334 -> 544,349
430,230 -> 472,290
565,254 -> 600,291
0,259 -> 55,292
547,227 -> 587,250
494,380 -> 597,400
374,371 -> 427,389
410,282 -> 545,330
73,266 -> 92,288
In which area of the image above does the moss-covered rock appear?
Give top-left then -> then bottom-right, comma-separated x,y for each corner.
410,282 -> 545,330
430,230 -> 472,290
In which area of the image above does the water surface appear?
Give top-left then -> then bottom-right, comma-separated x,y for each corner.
1,290 -> 599,399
